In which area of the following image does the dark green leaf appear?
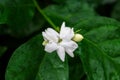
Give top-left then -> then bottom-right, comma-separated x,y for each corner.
74,17 -> 120,45
69,56 -> 84,80
98,39 -> 120,64
35,53 -> 68,80
74,16 -> 120,33
84,25 -> 120,43
5,0 -> 35,37
79,39 -> 120,80
0,0 -> 46,37
83,0 -> 116,7
0,3 -> 8,24
44,1 -> 96,26
75,16 -> 120,80
112,1 -> 120,21
6,34 -> 68,80
5,34 -> 45,80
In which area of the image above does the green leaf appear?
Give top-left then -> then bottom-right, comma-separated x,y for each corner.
0,0 -> 45,37
0,0 -> 46,37
84,25 -> 120,43
74,16 -> 120,42
0,46 -> 7,57
0,2 -> 8,24
69,57 -> 84,80
44,1 -> 96,26
79,39 -> 120,80
5,34 -> 68,80
74,16 -> 120,33
5,34 -> 44,80
35,53 -> 68,80
74,16 -> 120,80
83,0 -> 116,7
5,0 -> 35,37
112,1 -> 120,21
98,39 -> 120,64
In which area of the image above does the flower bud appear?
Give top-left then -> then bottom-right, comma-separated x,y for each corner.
73,34 -> 84,42
42,41 -> 48,46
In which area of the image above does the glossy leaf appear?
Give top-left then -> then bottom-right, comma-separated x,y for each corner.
75,16 -> 120,80
98,39 -> 120,64
78,39 -> 120,80
85,25 -> 120,43
74,16 -> 120,33
35,53 -> 68,80
69,56 -> 84,80
5,34 -> 44,80
44,1 -> 96,26
6,34 -> 68,80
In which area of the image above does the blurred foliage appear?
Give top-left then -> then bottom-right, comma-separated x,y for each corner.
44,0 -> 96,26
0,0 -> 120,80
0,46 -> 7,57
112,0 -> 120,21
84,0 -> 116,7
0,0 -> 45,37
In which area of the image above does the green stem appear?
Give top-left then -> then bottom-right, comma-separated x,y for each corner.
33,0 -> 58,30
75,29 -> 81,33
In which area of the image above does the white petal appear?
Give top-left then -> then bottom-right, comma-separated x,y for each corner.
42,32 -> 50,41
60,22 -> 74,40
42,28 -> 59,42
61,22 -> 65,31
45,42 -> 58,53
47,28 -> 59,37
60,41 -> 78,52
65,48 -> 74,57
70,28 -> 74,38
57,46 -> 65,62
60,22 -> 66,38
45,28 -> 59,42
64,28 -> 74,40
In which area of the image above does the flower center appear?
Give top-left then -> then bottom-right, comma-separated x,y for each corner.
58,39 -> 62,43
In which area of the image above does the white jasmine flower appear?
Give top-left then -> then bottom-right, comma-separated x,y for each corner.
42,22 -> 83,62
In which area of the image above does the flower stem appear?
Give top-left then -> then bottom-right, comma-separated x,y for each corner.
75,29 -> 81,33
33,0 -> 58,30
